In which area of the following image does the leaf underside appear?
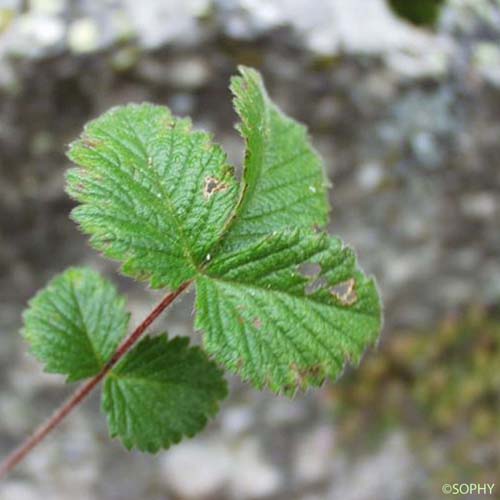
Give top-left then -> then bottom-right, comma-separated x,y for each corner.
22,268 -> 129,382
102,334 -> 227,452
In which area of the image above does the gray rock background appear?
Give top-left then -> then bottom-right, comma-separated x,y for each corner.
0,0 -> 499,498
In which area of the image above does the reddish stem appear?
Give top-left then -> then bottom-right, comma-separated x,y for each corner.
0,281 -> 191,480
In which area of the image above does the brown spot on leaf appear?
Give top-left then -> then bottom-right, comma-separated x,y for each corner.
82,136 -> 102,149
253,318 -> 262,329
330,278 -> 357,306
290,363 -> 325,389
163,118 -> 175,129
204,176 -> 228,199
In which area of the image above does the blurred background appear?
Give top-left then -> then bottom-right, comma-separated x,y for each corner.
0,0 -> 499,499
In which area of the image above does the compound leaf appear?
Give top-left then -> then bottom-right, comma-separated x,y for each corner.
67,103 -> 238,290
22,267 -> 130,382
102,334 -> 227,452
195,229 -> 382,395
222,66 -> 330,249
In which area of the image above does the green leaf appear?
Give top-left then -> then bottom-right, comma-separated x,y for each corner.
388,0 -> 445,27
22,267 -> 130,382
222,66 -> 330,249
66,103 -> 238,290
102,334 -> 227,452
195,229 -> 382,395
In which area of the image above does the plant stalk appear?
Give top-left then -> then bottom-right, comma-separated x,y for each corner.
0,281 -> 191,480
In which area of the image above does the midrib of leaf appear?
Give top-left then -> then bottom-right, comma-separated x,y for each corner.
84,113 -> 199,272
81,130 -> 188,255
213,74 -> 269,246
69,278 -> 104,368
44,286 -> 103,368
234,112 -> 267,218
112,113 -> 201,273
204,275 -> 376,321
207,68 -> 329,254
